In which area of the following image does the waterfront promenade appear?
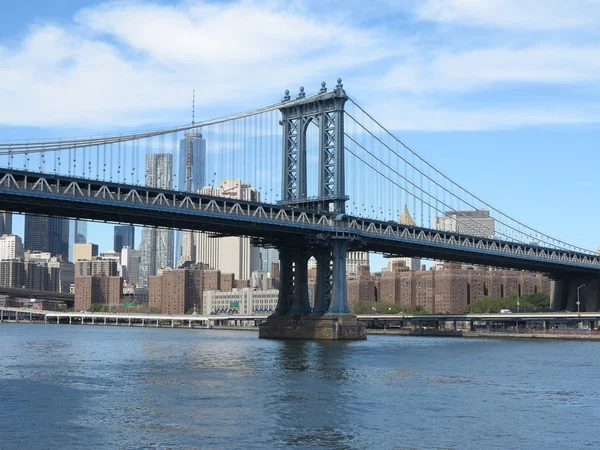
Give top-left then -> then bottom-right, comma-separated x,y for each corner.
2,307 -> 600,340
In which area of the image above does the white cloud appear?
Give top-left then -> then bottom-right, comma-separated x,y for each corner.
368,99 -> 600,131
0,0 -> 599,132
0,1 -> 392,128
379,46 -> 600,95
415,0 -> 600,30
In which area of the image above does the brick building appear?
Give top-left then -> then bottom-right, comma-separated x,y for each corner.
204,270 -> 221,291
74,275 -> 123,311
347,265 -> 377,306
148,267 -> 203,314
353,264 -> 553,314
220,273 -> 234,292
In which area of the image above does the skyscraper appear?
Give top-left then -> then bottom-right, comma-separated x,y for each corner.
114,225 -> 135,253
24,215 -> 69,259
0,212 -> 12,236
346,252 -> 370,276
175,132 -> 207,266
195,179 -> 261,280
140,154 -> 174,286
68,220 -> 87,261
260,248 -> 280,273
121,247 -> 141,286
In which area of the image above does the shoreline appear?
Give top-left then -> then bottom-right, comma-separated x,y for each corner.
2,319 -> 600,341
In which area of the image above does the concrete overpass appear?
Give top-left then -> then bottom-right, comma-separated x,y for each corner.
0,287 -> 74,304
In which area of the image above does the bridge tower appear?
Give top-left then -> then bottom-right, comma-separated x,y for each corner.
259,79 -> 365,340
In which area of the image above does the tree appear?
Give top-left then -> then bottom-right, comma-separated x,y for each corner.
91,303 -> 107,313
468,293 -> 550,313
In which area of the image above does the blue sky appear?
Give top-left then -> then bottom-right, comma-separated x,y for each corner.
1,0 -> 599,270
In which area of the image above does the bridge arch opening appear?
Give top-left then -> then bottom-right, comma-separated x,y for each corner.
304,118 -> 320,200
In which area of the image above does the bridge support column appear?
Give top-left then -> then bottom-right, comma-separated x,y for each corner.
291,250 -> 311,314
259,239 -> 365,340
328,239 -> 351,315
551,275 -> 600,312
274,251 -> 294,315
312,249 -> 332,314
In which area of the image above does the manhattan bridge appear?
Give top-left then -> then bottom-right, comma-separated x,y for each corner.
0,79 -> 598,338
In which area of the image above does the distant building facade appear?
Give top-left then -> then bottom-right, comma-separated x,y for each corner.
433,210 -> 496,239
371,264 -> 551,314
140,153 -> 174,285
148,266 -> 203,314
114,226 -> 135,254
75,275 -> 123,311
176,132 -> 207,266
0,235 -> 24,260
75,258 -> 119,277
203,288 -> 279,315
69,220 -> 87,261
24,216 -> 69,259
195,180 -> 261,280
121,247 -> 141,286
73,243 -> 98,262
0,212 -> 12,236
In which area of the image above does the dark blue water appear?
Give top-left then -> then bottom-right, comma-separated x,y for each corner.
1,324 -> 599,449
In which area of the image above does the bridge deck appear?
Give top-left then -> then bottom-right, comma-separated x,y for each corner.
0,168 -> 599,276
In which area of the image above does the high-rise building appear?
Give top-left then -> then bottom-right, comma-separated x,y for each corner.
114,225 -> 135,254
433,210 -> 496,239
75,275 -> 123,311
0,212 -> 12,236
24,216 -> 69,259
260,248 -> 279,273
73,243 -> 98,262
346,252 -> 369,276
75,258 -> 119,277
121,247 -> 141,286
176,132 -> 207,266
195,180 -> 261,280
178,231 -> 196,268
68,220 -> 87,261
140,154 -> 174,286
0,235 -> 24,260
0,260 -> 24,288
148,267 -> 203,314
47,257 -> 74,293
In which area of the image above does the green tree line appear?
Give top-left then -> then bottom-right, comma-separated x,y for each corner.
467,293 -> 550,313
351,301 -> 429,315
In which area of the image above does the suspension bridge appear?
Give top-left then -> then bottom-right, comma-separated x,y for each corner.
0,79 -> 597,338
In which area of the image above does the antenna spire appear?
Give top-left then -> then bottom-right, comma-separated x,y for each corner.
192,89 -> 195,125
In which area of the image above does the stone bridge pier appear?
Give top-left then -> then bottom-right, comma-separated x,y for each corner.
258,237 -> 366,340
551,275 -> 600,312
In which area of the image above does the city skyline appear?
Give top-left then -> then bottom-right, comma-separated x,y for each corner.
1,1 -> 599,264
3,3 -> 600,449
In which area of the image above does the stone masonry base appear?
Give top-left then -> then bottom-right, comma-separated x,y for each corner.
258,314 -> 367,340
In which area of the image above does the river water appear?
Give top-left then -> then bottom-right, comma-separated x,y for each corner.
0,324 -> 599,449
